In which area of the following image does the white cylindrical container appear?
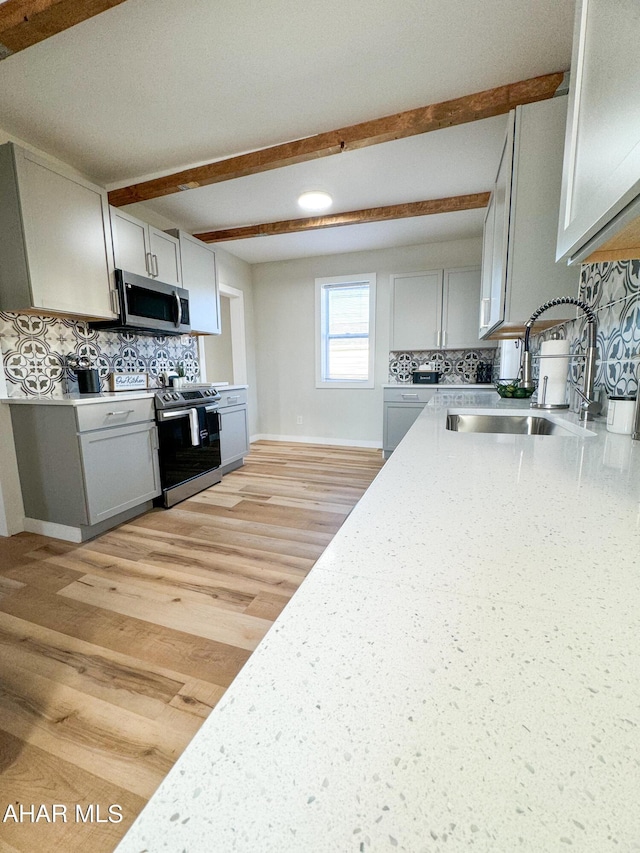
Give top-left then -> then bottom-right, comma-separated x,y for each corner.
537,338 -> 570,406
607,396 -> 636,434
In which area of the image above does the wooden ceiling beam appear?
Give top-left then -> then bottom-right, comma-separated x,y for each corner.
107,71 -> 564,208
193,193 -> 491,243
0,0 -> 129,59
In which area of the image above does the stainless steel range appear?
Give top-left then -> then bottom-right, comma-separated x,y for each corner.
154,384 -> 222,507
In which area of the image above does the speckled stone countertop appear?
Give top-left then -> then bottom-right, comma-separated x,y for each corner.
1,384 -> 248,406
1,390 -> 155,406
116,390 -> 640,853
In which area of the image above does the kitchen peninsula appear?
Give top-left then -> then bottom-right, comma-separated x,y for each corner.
116,389 -> 640,852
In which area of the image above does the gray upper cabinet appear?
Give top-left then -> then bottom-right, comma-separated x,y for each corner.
479,118 -> 513,336
391,270 -> 442,350
0,142 -> 117,320
168,230 -> 221,334
442,267 -> 489,349
556,0 -> 640,264
391,267 -> 493,351
111,207 -> 182,285
479,96 -> 580,339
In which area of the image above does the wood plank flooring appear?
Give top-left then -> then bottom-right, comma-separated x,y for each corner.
0,441 -> 383,853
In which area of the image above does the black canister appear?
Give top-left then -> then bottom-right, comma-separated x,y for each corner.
75,368 -> 101,394
476,363 -> 493,384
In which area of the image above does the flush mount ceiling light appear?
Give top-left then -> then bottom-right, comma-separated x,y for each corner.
297,191 -> 333,212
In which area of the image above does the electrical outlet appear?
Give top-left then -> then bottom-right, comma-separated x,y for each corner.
296,415 -> 303,425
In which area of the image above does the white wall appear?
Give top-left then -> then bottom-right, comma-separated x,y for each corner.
251,238 -> 482,445
203,295 -> 234,382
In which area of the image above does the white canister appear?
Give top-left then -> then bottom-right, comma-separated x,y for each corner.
606,396 -> 636,434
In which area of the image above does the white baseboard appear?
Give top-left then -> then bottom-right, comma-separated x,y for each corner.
250,433 -> 382,449
23,517 -> 83,543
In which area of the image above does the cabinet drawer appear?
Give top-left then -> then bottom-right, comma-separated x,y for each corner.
217,388 -> 247,409
383,387 -> 437,404
75,397 -> 155,432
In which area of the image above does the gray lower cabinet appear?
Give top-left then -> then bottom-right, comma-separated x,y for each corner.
10,397 -> 160,540
383,386 -> 438,458
217,387 -> 249,473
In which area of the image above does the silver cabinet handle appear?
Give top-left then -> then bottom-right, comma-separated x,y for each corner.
109,288 -> 120,315
442,330 -> 447,348
401,393 -> 419,399
173,290 -> 182,327
436,330 -> 442,347
152,254 -> 159,277
146,252 -> 154,277
106,409 -> 135,416
226,395 -> 239,404
480,297 -> 490,328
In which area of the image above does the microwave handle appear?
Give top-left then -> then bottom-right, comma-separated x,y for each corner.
173,290 -> 182,328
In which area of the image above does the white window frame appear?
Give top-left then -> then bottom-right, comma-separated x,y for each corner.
315,273 -> 376,389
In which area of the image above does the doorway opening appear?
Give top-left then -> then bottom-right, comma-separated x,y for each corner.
198,283 -> 247,385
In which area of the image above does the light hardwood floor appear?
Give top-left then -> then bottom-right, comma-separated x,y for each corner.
0,441 -> 384,853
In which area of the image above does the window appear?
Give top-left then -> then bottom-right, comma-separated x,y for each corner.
315,273 -> 376,388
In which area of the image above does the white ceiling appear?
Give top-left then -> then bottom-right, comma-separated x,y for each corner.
0,0 -> 576,264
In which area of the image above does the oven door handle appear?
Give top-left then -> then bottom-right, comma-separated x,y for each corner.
157,406 -> 200,447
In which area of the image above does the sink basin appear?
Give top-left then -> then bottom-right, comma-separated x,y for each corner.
446,413 -> 592,437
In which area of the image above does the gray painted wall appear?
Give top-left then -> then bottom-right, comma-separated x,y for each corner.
251,238 -> 483,444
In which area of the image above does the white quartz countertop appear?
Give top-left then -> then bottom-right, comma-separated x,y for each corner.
116,391 -> 640,853
1,390 -> 155,406
1,384 -> 248,406
383,382 -> 492,388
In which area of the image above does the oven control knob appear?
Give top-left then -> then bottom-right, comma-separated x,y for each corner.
172,393 -> 180,400
163,393 -> 172,401
205,389 -> 212,396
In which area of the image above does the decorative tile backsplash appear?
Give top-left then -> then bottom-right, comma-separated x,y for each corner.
536,260 -> 640,399
388,348 -> 499,383
0,312 -> 199,398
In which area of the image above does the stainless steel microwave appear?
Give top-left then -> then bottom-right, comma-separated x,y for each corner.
91,269 -> 191,336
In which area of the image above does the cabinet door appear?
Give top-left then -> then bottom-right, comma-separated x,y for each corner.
176,232 -> 221,334
17,149 -> 115,319
390,271 -> 442,350
80,422 -> 160,525
219,406 -> 249,467
149,227 -> 181,285
442,267 -> 488,349
383,403 -> 425,455
111,207 -> 151,278
557,0 -> 640,262
479,197 -> 496,337
486,114 -> 515,334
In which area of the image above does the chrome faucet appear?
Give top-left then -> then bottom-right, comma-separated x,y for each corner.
520,297 -> 601,422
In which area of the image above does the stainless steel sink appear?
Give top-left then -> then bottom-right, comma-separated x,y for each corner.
446,413 -> 586,436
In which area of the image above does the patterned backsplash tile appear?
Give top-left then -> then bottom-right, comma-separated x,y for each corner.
389,348 -> 499,383
535,259 -> 640,398
0,312 -> 199,398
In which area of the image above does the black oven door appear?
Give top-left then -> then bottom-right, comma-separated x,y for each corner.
156,406 -> 221,491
